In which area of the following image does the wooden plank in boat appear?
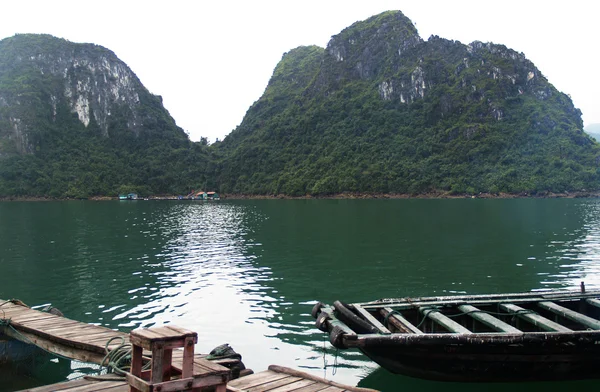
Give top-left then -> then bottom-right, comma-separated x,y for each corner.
419,307 -> 471,334
361,291 -> 600,311
498,303 -> 572,332
457,304 -> 522,333
352,304 -> 391,334
586,298 -> 600,309
538,301 -> 600,330
380,308 -> 423,334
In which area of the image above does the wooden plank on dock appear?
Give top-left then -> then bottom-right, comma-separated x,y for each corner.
19,364 -> 375,392
352,305 -> 391,334
246,375 -> 303,391
0,298 -> 131,363
379,308 -> 423,334
538,301 -> 600,330
268,365 -> 377,392
419,307 -> 471,334
22,378 -> 103,392
0,325 -> 107,364
457,304 -> 522,334
227,370 -> 290,390
51,326 -> 117,341
50,380 -> 127,392
499,303 -> 572,332
17,315 -> 79,326
24,379 -> 128,392
0,307 -> 57,320
227,367 -> 371,392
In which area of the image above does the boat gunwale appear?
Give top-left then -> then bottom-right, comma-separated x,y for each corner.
315,289 -> 600,348
318,306 -> 600,344
341,329 -> 600,347
357,289 -> 600,310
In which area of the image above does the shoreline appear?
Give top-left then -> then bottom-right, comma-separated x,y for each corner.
1,191 -> 599,202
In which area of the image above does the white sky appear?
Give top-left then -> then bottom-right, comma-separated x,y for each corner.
1,1 -> 598,142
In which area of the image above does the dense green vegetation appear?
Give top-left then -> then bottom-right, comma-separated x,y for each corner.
0,34 -> 218,198
217,12 -> 600,196
1,12 -> 599,199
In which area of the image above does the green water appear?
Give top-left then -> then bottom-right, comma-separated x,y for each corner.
1,199 -> 600,391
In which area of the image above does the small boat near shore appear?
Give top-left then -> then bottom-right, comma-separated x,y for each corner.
312,286 -> 600,382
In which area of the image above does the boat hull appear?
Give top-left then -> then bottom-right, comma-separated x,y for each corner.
313,290 -> 600,382
359,341 -> 600,382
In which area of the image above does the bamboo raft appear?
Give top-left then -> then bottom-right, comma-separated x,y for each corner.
313,287 -> 600,382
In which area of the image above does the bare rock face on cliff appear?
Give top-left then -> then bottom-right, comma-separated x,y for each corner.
0,34 -> 187,156
0,34 -> 210,197
219,11 -> 599,196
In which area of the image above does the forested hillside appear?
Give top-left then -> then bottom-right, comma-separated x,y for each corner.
1,12 -> 599,199
217,11 -> 600,196
0,34 -> 217,198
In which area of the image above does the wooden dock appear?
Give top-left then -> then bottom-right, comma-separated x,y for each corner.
1,299 -> 377,392
0,300 -> 241,369
21,365 -> 377,392
0,299 -> 131,364
227,365 -> 377,392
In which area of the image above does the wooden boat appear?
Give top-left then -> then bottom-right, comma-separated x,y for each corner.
312,287 -> 600,382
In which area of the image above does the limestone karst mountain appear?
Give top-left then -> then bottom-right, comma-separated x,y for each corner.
218,11 -> 599,195
1,11 -> 599,198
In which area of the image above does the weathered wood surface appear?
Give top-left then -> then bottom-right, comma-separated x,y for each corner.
352,305 -> 390,334
419,307 -> 471,334
538,301 -> 600,330
361,290 -> 600,310
379,307 -> 423,334
457,304 -> 522,333
0,300 -> 241,376
227,365 -> 378,392
19,365 -> 377,392
21,378 -> 128,392
0,299 -> 129,363
498,303 -> 572,332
